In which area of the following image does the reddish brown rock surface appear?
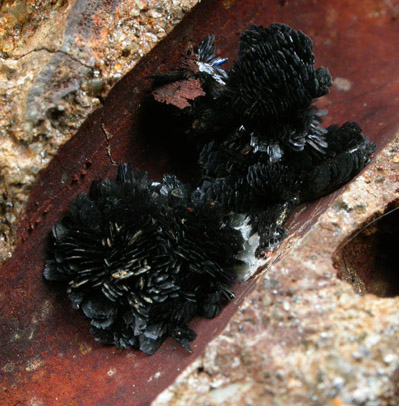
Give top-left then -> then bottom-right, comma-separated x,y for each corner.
1,1 -> 399,406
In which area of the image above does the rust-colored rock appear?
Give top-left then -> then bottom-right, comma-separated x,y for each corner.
1,1 -> 399,406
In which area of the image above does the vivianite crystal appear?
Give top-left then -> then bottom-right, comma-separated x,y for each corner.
152,23 -> 375,253
44,23 -> 376,354
44,165 -> 243,355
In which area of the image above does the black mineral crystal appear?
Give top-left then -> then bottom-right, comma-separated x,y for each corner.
44,165 -> 243,354
152,23 -> 375,252
45,23 -> 376,355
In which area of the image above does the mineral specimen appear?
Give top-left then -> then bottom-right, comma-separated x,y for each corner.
44,23 -> 375,354
153,23 -> 376,253
44,165 -> 243,354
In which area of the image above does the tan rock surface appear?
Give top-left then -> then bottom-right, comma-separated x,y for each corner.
152,136 -> 399,406
0,0 -> 198,262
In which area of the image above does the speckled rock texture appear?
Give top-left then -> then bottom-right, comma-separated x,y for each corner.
152,135 -> 399,406
0,0 -> 198,262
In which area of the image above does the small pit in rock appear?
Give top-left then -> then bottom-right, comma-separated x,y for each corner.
335,204 -> 399,297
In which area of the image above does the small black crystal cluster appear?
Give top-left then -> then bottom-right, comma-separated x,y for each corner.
152,23 -> 375,251
44,23 -> 375,354
44,165 -> 243,354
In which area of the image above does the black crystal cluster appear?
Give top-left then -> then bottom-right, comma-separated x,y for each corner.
44,23 -> 375,355
152,23 -> 375,251
44,165 -> 243,354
